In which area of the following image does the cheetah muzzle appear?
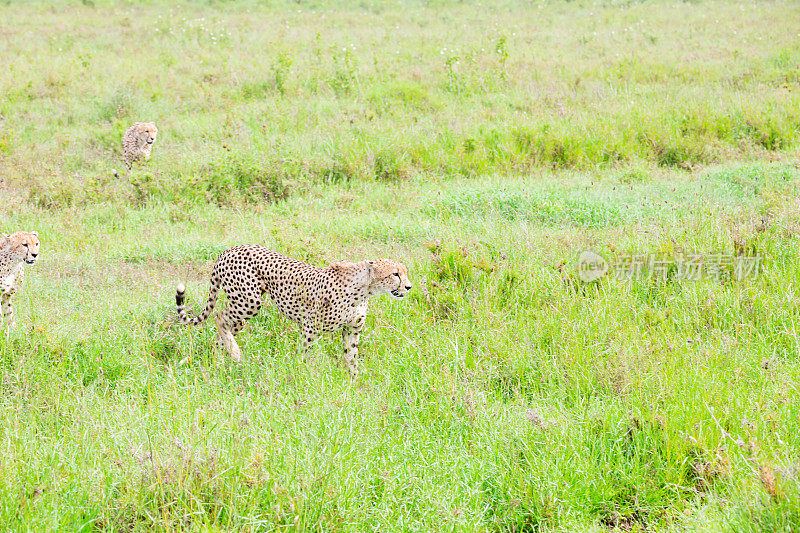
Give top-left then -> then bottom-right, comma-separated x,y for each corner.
175,245 -> 412,376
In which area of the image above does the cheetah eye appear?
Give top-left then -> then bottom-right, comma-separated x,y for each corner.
22,243 -> 28,248
394,272 -> 401,278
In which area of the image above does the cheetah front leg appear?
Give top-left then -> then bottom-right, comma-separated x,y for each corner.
342,323 -> 364,378
1,293 -> 13,340
298,322 -> 319,359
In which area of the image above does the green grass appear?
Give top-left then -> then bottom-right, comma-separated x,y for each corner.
1,0 -> 800,531
1,163 -> 799,531
2,0 -> 800,205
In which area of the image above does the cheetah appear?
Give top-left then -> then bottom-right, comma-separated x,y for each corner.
175,245 -> 412,376
122,122 -> 158,170
1,231 -> 40,338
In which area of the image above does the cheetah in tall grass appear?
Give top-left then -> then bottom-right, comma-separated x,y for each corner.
1,231 -> 40,338
176,245 -> 412,376
122,122 -> 158,170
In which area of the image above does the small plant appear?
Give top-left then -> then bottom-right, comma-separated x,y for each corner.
444,54 -> 462,95
494,34 -> 509,81
271,51 -> 293,95
328,48 -> 360,96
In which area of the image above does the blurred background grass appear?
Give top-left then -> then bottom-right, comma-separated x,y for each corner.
1,0 -> 799,206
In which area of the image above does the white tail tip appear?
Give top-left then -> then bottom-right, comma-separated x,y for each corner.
177,283 -> 185,293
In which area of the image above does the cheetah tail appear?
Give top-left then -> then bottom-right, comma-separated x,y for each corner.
176,280 -> 219,325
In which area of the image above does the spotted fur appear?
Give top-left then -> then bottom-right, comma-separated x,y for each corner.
1,231 -> 40,338
176,245 -> 412,376
122,122 -> 158,170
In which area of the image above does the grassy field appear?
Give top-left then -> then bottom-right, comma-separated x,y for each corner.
1,0 -> 800,531
2,0 -> 800,204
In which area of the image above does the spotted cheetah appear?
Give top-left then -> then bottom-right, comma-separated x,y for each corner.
122,122 -> 158,170
1,231 -> 40,338
175,245 -> 412,376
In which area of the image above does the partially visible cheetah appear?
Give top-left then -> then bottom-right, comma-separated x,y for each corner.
122,122 -> 158,170
1,231 -> 40,338
175,245 -> 412,376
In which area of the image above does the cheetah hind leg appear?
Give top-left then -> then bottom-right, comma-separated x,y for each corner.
215,293 -> 264,363
214,310 -> 242,362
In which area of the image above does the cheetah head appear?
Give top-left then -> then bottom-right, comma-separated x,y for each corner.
2,231 -> 41,265
137,122 -> 158,146
366,259 -> 412,299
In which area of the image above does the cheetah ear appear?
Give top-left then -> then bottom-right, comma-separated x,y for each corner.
30,231 -> 38,237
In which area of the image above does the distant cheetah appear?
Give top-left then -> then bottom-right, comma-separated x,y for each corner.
1,231 -> 40,338
176,245 -> 412,376
122,122 -> 158,170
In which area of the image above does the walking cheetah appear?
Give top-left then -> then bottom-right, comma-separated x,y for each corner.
1,231 -> 40,338
122,122 -> 158,170
175,245 -> 412,376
